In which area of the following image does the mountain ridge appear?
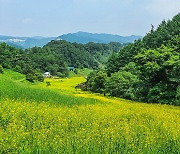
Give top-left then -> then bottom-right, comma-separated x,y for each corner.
0,32 -> 142,48
57,31 -> 142,44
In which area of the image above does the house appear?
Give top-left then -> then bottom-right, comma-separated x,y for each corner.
68,66 -> 75,71
43,72 -> 51,78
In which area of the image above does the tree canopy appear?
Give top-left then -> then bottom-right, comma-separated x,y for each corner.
84,13 -> 180,105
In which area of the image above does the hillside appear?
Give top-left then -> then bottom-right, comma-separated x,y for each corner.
0,70 -> 179,153
26,40 -> 125,73
57,31 -> 142,44
85,13 -> 180,105
0,39 -> 125,81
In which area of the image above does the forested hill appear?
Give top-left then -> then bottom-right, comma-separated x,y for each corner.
57,31 -> 142,44
0,40 -> 124,80
84,13 -> 180,105
26,40 -> 124,71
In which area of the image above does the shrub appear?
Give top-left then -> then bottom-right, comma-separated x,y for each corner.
26,74 -> 35,83
106,71 -> 140,100
0,65 -> 4,74
86,70 -> 107,93
46,81 -> 51,87
35,72 -> 44,82
176,86 -> 180,105
57,72 -> 66,78
74,69 -> 78,74
13,65 -> 22,73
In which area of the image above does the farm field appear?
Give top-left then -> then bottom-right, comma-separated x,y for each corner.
0,70 -> 180,153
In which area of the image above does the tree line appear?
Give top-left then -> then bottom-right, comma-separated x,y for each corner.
0,40 -> 124,82
82,13 -> 180,105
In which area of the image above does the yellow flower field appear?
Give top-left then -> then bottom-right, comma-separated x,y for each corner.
0,71 -> 180,153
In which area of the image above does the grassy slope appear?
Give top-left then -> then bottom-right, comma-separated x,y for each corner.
0,70 -> 99,106
68,68 -> 93,78
0,70 -> 180,153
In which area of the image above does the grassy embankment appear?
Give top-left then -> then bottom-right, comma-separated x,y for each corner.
0,70 -> 179,153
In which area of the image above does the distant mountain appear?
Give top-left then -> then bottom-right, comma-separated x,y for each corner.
0,35 -> 55,49
57,32 -> 142,44
0,32 -> 142,48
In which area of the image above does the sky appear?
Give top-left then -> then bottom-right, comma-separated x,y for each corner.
0,0 -> 179,37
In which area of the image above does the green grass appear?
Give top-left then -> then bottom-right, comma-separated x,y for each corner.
0,70 -> 100,106
68,68 -> 92,77
0,70 -> 180,153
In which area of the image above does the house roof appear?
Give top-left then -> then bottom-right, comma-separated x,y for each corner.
68,67 -> 75,69
44,72 -> 50,75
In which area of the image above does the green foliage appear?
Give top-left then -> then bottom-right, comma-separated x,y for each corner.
86,70 -> 107,93
176,86 -> 180,104
143,14 -> 180,49
86,13 -> 180,105
122,62 -> 140,76
57,72 -> 66,78
0,70 -> 100,106
106,71 -> 140,100
0,65 -> 4,74
46,81 -> 51,87
13,65 -> 22,73
106,53 -> 120,76
0,43 -> 33,75
26,73 -> 35,83
106,40 -> 143,75
0,39 -> 124,79
35,72 -> 44,82
26,71 -> 44,83
23,40 -> 123,77
135,46 -> 180,103
68,68 -> 93,78
147,82 -> 172,104
74,69 -> 78,74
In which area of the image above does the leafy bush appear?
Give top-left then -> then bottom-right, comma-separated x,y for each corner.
26,74 -> 35,83
106,71 -> 140,100
13,65 -> 22,73
0,65 -> 4,74
176,86 -> 180,105
74,69 -> 78,74
35,72 -> 44,82
86,70 -> 107,93
26,71 -> 44,83
57,72 -> 66,78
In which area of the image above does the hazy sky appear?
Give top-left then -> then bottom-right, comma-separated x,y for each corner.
0,0 -> 179,37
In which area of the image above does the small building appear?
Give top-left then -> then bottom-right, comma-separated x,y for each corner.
68,66 -> 75,71
43,72 -> 51,78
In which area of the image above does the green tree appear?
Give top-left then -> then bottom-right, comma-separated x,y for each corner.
86,70 -> 107,93
106,71 -> 140,100
0,65 -> 4,74
176,86 -> 180,105
26,74 -> 35,83
13,65 -> 22,73
135,45 -> 180,104
35,72 -> 44,82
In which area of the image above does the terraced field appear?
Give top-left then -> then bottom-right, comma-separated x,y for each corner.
0,70 -> 179,153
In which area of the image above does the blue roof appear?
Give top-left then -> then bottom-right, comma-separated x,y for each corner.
68,67 -> 75,69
